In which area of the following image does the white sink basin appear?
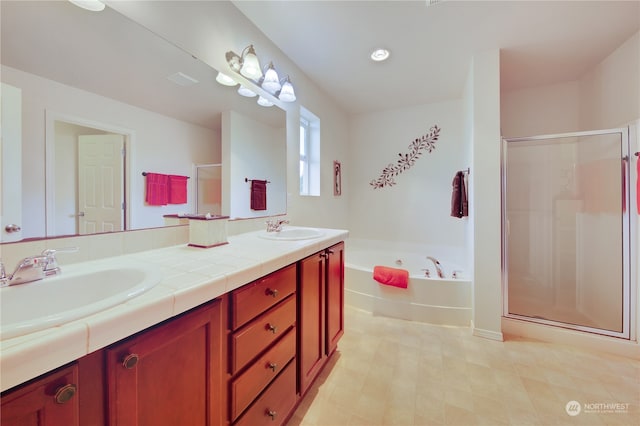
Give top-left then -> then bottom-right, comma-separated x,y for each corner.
1,263 -> 161,339
259,227 -> 324,241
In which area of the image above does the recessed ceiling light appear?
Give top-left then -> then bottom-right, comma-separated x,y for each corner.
370,48 -> 390,62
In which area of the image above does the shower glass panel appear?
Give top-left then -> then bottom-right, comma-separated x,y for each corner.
503,129 -> 629,338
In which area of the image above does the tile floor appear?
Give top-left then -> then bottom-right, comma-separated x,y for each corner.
288,306 -> 639,426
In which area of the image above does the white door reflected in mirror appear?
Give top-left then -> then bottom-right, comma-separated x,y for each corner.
1,83 -> 22,243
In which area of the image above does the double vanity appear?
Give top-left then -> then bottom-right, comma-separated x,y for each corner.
0,226 -> 347,426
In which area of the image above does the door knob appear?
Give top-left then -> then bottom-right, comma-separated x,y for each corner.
4,224 -> 21,233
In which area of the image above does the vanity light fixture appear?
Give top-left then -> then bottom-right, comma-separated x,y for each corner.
237,85 -> 257,97
68,0 -> 105,11
215,71 -> 237,87
370,48 -> 390,62
257,96 -> 274,107
221,44 -> 297,104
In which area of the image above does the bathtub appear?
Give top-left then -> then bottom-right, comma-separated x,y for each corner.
345,239 -> 472,326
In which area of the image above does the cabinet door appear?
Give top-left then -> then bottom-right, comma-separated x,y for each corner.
326,242 -> 345,355
106,299 -> 226,426
298,252 -> 326,396
1,364 -> 79,426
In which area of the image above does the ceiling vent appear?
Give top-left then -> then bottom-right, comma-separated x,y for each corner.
167,72 -> 199,86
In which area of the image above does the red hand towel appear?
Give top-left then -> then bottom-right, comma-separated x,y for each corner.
251,180 -> 267,210
168,175 -> 188,204
373,266 -> 409,289
145,173 -> 168,206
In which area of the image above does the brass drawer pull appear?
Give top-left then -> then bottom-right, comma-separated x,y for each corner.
268,362 -> 278,372
267,409 -> 277,421
54,384 -> 77,404
266,288 -> 278,298
266,323 -> 278,334
122,353 -> 139,369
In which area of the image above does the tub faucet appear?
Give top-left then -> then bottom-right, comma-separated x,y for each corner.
426,256 -> 445,279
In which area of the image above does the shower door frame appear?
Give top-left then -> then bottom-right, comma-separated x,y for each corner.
501,128 -> 632,339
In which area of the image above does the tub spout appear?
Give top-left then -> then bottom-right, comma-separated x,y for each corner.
426,256 -> 445,279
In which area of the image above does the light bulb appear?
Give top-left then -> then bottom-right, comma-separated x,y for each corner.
278,77 -> 296,102
261,63 -> 281,94
215,72 -> 237,87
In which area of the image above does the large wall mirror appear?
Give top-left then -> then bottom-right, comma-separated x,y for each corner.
0,0 -> 286,242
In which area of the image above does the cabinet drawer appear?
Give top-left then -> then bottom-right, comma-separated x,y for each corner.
231,295 -> 296,373
231,264 -> 296,329
233,360 -> 297,426
230,329 -> 296,421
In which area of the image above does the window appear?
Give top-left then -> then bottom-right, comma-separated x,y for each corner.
299,107 -> 320,196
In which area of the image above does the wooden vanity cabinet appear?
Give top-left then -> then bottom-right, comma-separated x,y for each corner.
325,242 -> 345,355
105,298 -> 226,426
298,242 -> 345,396
228,264 -> 298,425
1,364 -> 80,426
2,240 -> 345,426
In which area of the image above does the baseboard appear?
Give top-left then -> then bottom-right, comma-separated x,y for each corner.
471,320 -> 504,341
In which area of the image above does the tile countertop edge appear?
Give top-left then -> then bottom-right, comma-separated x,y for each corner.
0,227 -> 348,393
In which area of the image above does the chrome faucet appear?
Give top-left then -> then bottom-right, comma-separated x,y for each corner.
265,219 -> 289,232
1,247 -> 78,287
426,256 -> 445,279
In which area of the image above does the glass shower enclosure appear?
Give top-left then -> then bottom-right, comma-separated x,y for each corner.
502,129 -> 631,338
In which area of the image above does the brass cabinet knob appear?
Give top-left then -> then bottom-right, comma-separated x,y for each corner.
122,353 -> 139,369
54,384 -> 77,404
267,362 -> 278,372
266,323 -> 278,334
266,288 -> 279,298
267,409 -> 277,421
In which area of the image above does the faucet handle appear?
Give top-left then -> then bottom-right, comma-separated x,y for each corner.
41,247 -> 79,273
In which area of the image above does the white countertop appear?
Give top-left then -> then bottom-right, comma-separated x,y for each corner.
0,227 -> 348,392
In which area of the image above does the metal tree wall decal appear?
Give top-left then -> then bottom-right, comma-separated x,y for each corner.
369,125 -> 441,189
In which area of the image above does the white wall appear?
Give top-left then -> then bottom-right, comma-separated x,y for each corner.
222,110 -> 286,219
580,31 -> 640,130
469,49 -> 503,340
501,81 -> 580,138
501,30 -> 640,136
347,100 -> 467,262
1,65 -> 219,238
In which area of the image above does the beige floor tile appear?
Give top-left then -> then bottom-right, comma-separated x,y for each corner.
289,307 -> 640,426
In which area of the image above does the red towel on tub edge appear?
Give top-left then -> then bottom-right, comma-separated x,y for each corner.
373,265 -> 409,289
